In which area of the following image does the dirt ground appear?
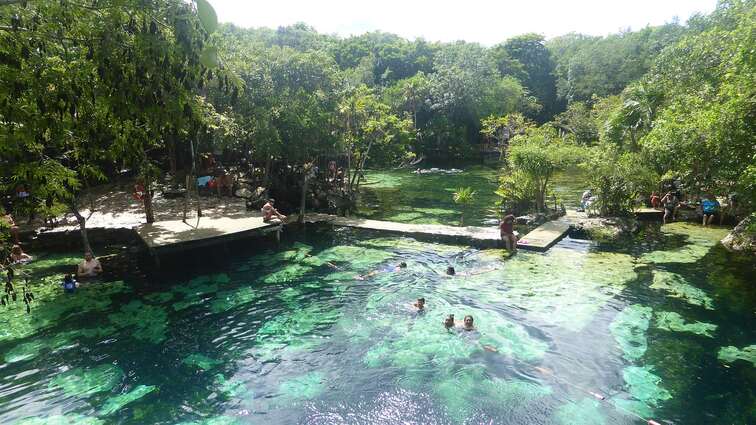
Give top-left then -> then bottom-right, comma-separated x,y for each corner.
19,184 -> 252,234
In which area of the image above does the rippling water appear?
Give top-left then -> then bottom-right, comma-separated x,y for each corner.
0,222 -> 754,425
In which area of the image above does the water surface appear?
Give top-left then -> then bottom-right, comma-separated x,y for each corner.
1,222 -> 754,425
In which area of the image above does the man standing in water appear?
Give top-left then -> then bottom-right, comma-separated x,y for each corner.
500,213 -> 517,252
77,251 -> 102,278
261,199 -> 286,223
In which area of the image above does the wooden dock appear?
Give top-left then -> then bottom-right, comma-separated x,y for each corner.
135,211 -> 577,256
515,219 -> 571,251
135,215 -> 282,252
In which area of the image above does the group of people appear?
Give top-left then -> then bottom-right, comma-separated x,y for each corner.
58,251 -> 104,294
411,298 -> 476,332
650,191 -> 723,226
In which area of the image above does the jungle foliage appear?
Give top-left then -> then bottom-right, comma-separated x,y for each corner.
0,0 -> 753,241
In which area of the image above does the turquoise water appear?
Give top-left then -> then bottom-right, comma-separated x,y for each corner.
0,220 -> 754,424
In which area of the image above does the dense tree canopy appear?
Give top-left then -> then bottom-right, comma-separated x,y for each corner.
0,0 -> 753,239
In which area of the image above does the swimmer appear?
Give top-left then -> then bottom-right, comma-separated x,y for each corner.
446,266 -> 455,276
356,261 -> 407,280
304,253 -> 341,270
413,297 -> 425,311
443,314 -> 455,330
461,315 -> 475,331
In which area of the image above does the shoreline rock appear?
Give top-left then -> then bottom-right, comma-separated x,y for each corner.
721,214 -> 755,255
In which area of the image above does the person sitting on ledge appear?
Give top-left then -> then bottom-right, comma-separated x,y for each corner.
10,245 -> 32,264
77,251 -> 102,278
500,213 -> 517,253
261,199 -> 286,223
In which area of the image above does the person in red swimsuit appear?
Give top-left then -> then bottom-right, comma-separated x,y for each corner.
650,192 -> 661,208
500,213 -> 517,252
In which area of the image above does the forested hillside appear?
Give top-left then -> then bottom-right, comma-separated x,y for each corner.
1,0 -> 753,225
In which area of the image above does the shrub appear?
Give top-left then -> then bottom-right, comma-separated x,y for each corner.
582,146 -> 657,215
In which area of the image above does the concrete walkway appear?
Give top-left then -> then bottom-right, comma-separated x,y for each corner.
303,213 -> 502,248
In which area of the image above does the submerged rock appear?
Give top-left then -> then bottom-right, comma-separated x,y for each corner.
655,311 -> 717,337
572,216 -> 639,241
718,345 -> 756,366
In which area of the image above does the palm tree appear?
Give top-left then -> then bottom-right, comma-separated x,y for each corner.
453,187 -> 476,226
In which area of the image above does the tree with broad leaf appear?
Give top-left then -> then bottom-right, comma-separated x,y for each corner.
452,187 -> 476,226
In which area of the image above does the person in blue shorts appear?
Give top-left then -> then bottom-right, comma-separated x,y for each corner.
701,194 -> 720,227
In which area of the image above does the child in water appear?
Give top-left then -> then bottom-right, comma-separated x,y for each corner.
63,274 -> 77,294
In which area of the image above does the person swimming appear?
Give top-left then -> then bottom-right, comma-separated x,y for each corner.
356,261 -> 407,280
461,315 -> 475,331
443,314 -> 476,332
446,266 -> 456,276
413,297 -> 425,311
444,314 -> 455,330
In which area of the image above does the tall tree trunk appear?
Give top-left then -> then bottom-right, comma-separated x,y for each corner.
190,136 -> 202,218
143,176 -> 155,223
262,155 -> 272,199
346,147 -> 352,194
70,202 -> 92,254
168,137 -> 177,178
299,169 -> 308,224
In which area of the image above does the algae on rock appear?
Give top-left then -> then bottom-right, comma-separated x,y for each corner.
99,385 -> 157,416
183,353 -> 222,371
49,364 -> 123,397
717,345 -> 756,366
108,301 -> 168,343
622,365 -> 672,407
655,311 -> 717,337
650,270 -> 714,309
609,304 -> 653,361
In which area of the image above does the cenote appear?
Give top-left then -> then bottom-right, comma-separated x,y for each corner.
1,207 -> 754,424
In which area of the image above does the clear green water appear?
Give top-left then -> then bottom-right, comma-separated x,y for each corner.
1,169 -> 755,425
357,167 -> 586,226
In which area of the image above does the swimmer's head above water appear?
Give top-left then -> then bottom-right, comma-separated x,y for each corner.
444,314 -> 454,329
463,315 -> 474,330
446,266 -> 455,276
415,297 -> 425,310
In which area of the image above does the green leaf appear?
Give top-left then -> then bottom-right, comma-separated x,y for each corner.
200,46 -> 219,69
196,0 -> 218,34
